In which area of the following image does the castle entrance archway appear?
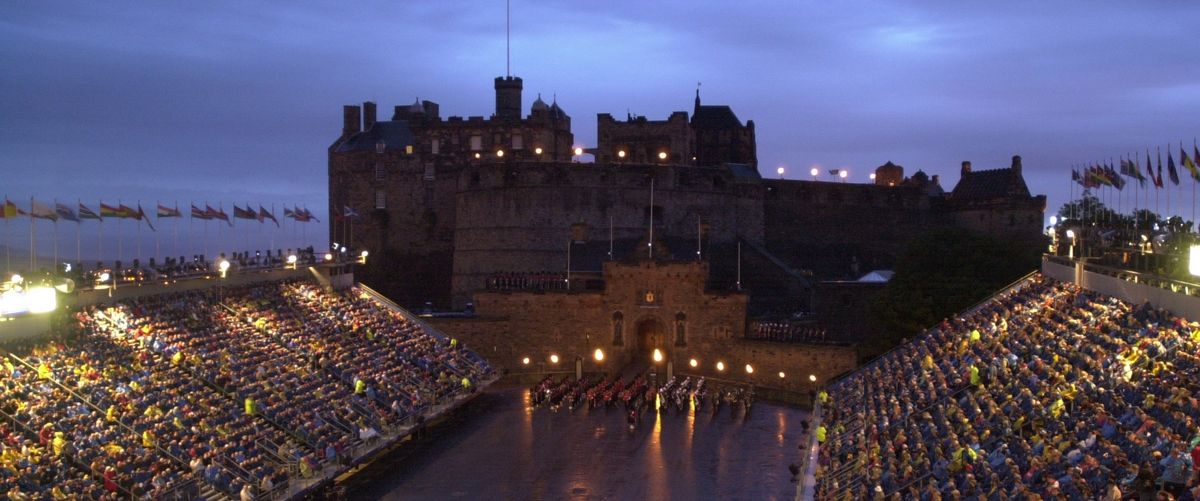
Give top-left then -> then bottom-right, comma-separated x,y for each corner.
635,317 -> 667,357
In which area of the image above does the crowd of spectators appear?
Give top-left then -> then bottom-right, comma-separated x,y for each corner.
485,272 -> 569,291
816,274 -> 1200,500
0,277 -> 491,500
749,321 -> 833,344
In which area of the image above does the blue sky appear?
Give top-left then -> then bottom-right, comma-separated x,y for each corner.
2,1 -> 1200,263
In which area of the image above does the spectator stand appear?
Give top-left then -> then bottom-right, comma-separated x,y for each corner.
357,283 -> 496,377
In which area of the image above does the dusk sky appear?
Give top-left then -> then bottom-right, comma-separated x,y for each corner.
4,1 -> 1200,261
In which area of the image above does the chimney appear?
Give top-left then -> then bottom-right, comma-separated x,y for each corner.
1011,155 -> 1022,174
961,161 -> 972,176
931,174 -> 940,186
342,105 -> 361,137
362,101 -> 377,130
494,76 -> 523,121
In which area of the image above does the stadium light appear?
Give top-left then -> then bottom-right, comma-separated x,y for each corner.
716,361 -> 725,372
745,364 -> 754,374
218,260 -> 231,278
1190,245 -> 1200,277
810,167 -> 818,179
324,253 -> 333,262
98,272 -> 110,283
358,250 -> 369,264
777,166 -> 785,179
1050,215 -> 1058,226
286,254 -> 298,269
340,246 -> 347,253
10,274 -> 21,285
549,354 -> 560,364
332,242 -> 339,250
1066,229 -> 1076,259
27,287 -> 55,314
652,348 -> 663,363
869,173 -> 876,181
689,358 -> 698,368
594,349 -> 604,362
839,169 -> 848,181
573,147 -> 584,156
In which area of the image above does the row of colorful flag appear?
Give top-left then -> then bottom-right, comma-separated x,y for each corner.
1073,142 -> 1200,190
0,199 -> 320,231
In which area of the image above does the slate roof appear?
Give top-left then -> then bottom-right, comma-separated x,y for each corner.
335,121 -> 414,153
950,168 -> 1031,200
726,163 -> 762,181
691,105 -> 743,129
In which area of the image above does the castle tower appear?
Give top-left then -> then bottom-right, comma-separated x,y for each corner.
494,76 -> 523,121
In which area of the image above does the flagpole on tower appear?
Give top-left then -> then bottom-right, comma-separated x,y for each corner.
29,196 -> 35,272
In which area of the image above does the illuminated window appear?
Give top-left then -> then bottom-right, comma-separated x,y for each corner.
431,139 -> 440,154
470,135 -> 482,151
374,162 -> 385,181
512,134 -> 524,150
375,190 -> 386,209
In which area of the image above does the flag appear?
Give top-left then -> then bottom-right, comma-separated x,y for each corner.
1106,163 -> 1124,190
1185,145 -> 1200,181
283,207 -> 296,220
157,203 -> 181,218
118,204 -> 137,219
191,204 -> 211,220
1071,168 -> 1083,187
136,204 -> 156,231
343,206 -> 359,218
55,202 -> 79,222
29,199 -> 57,221
233,205 -> 257,220
301,207 -> 319,222
2,198 -> 25,219
206,205 -> 231,226
827,169 -> 839,176
1088,165 -> 1110,187
100,203 -> 122,218
1168,150 -> 1180,185
293,206 -> 310,222
258,206 -> 279,227
1147,151 -> 1157,187
78,203 -> 101,221
1157,151 -> 1164,188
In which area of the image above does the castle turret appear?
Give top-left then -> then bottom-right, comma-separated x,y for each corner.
961,161 -> 972,176
494,76 -> 523,121
1011,155 -> 1022,175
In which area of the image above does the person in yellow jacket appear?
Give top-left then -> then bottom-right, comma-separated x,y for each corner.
51,432 -> 67,457
818,390 -> 829,405
816,425 -> 827,444
244,396 -> 255,416
37,363 -> 52,380
106,405 -> 118,422
461,377 -> 471,390
950,446 -> 977,473
969,365 -> 981,387
142,430 -> 156,448
354,378 -> 367,395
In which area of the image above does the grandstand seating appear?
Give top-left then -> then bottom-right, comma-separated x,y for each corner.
0,279 -> 492,500
816,274 -> 1200,500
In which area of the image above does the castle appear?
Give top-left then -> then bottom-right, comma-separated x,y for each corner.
327,75 -> 1046,328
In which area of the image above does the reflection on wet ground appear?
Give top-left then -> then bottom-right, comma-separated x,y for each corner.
345,385 -> 809,500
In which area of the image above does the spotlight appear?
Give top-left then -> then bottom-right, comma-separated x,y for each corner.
535,147 -> 543,155
573,147 -> 583,156
522,357 -> 530,365
809,374 -> 817,382
549,354 -> 559,364
652,349 -> 663,363
324,253 -> 333,262
594,349 -> 604,362
689,358 -> 698,368
658,151 -> 668,160
779,371 -> 786,379
716,361 -> 725,372
10,274 -> 22,285
745,364 -> 754,374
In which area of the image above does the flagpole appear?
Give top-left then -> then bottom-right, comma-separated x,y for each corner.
174,202 -> 179,260
29,196 -> 35,272
75,202 -> 80,268
648,176 -> 655,260
608,214 -> 613,260
696,214 -> 702,261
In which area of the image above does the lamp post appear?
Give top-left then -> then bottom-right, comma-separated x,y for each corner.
839,169 -> 848,183
1066,229 -> 1076,259
810,167 -> 818,181
777,166 -> 785,179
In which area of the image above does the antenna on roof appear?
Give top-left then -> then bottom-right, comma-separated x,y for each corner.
506,0 -> 511,77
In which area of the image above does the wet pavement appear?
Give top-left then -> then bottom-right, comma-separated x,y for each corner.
345,385 -> 809,501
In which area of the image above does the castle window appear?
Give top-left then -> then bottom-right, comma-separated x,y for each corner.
512,134 -> 524,150
374,162 -> 385,181
423,163 -> 435,181
374,189 -> 386,209
612,312 -> 624,346
470,135 -> 482,151
431,139 -> 440,154
674,312 -> 687,347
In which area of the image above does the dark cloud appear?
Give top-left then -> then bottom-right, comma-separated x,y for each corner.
2,1 -> 1200,260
